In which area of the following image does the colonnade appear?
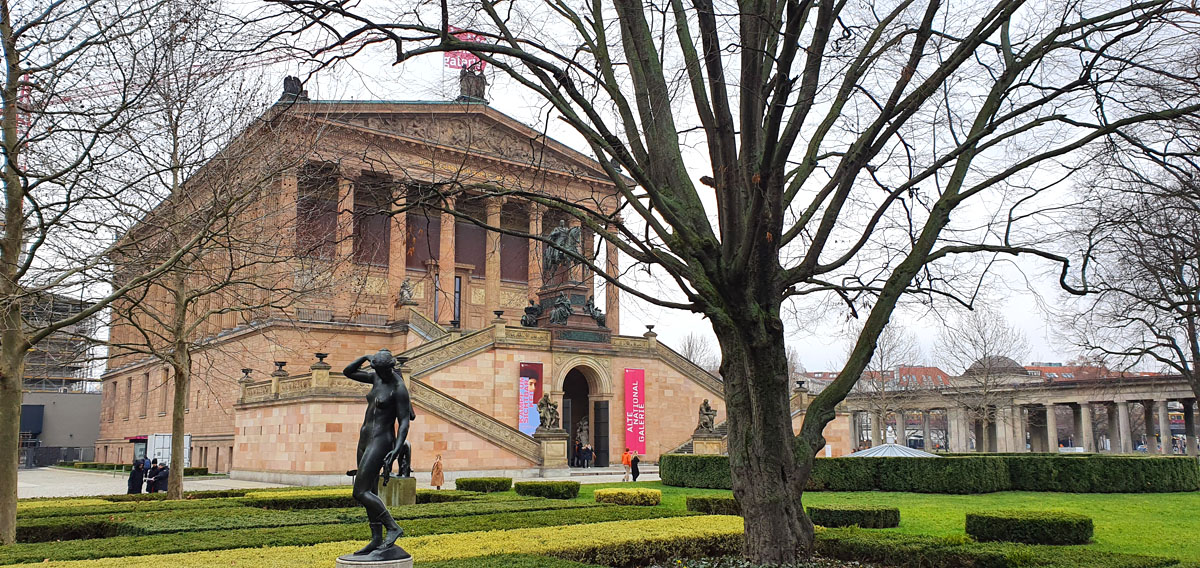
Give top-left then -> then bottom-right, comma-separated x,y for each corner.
849,398 -> 1200,455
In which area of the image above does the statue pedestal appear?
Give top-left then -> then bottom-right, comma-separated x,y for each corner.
377,477 -> 416,507
536,283 -> 611,344
692,432 -> 725,455
534,428 -> 570,475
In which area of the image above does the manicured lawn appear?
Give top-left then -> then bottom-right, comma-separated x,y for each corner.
573,481 -> 1200,563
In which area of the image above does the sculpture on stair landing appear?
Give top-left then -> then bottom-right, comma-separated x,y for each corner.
337,348 -> 415,564
549,292 -> 572,325
520,299 -> 543,327
537,393 -> 561,431
696,399 -> 718,433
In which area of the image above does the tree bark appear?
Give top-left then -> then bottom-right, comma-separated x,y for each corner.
0,0 -> 23,545
714,312 -> 812,561
167,281 -> 189,500
0,314 -> 23,545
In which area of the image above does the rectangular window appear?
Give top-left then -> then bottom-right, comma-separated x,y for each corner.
453,276 -> 462,323
455,221 -> 486,275
405,212 -> 440,269
124,378 -> 132,419
500,233 -> 529,282
296,163 -> 339,259
159,371 -> 169,415
139,373 -> 149,417
353,173 -> 392,266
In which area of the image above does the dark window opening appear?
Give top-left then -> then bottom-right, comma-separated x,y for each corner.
500,233 -> 529,282
406,212 -> 440,270
453,276 -> 462,323
455,221 -> 486,276
296,163 -> 339,259
354,173 -> 392,266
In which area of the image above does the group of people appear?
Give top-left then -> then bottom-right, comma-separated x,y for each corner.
126,458 -> 171,494
571,440 -> 595,467
620,448 -> 640,482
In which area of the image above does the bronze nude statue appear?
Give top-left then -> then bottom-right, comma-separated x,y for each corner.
340,348 -> 415,563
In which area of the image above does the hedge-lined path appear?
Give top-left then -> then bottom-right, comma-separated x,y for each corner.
579,480 -> 1200,563
17,467 -> 285,498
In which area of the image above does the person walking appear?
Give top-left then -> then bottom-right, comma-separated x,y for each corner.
431,454 -> 444,490
126,460 -> 145,494
145,459 -> 160,493
620,448 -> 632,482
631,451 -> 641,482
572,440 -> 582,467
581,445 -> 593,468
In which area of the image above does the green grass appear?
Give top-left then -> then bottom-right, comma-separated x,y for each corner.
589,481 -> 1200,563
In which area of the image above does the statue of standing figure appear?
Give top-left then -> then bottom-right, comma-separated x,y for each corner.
339,349 -> 415,563
576,416 -> 590,444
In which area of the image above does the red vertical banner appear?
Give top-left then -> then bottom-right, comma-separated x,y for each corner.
624,369 -> 646,453
518,363 -> 543,436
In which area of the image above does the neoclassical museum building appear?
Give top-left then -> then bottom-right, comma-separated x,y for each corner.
94,77 -> 852,484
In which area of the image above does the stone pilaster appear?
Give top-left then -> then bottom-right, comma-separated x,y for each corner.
484,197 -> 503,311
527,205 -> 542,298
1156,400 -> 1171,455
1045,403 -> 1057,452
1078,401 -> 1095,452
1116,400 -> 1132,453
436,198 -> 456,324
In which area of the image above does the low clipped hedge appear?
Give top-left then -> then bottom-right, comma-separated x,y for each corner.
966,510 -> 1093,545
685,495 -> 740,516
660,453 -> 1200,493
816,527 -> 1177,568
241,493 -> 357,510
658,454 -> 730,489
104,489 -> 247,503
456,477 -> 513,493
514,481 -> 580,500
15,517 -> 125,543
594,489 -> 661,506
1,505 -> 688,564
807,505 -> 899,529
418,490 -> 482,504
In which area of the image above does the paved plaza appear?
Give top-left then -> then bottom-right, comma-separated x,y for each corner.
16,465 -> 658,498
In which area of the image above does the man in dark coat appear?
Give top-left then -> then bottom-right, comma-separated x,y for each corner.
153,463 -> 170,493
126,461 -> 145,494
145,459 -> 160,493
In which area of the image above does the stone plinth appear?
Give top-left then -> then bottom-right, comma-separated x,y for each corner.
336,546 -> 412,568
536,283 -> 611,344
377,476 -> 416,507
534,428 -> 569,474
692,432 -> 725,455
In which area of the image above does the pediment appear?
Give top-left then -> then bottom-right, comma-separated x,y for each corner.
323,105 -> 616,183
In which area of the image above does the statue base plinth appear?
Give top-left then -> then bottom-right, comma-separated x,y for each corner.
377,476 -> 416,507
336,546 -> 412,568
692,432 -> 725,455
535,283 -> 611,344
534,428 -> 569,470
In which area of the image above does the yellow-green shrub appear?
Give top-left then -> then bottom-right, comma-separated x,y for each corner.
36,515 -> 745,568
593,489 -> 661,506
17,499 -> 110,511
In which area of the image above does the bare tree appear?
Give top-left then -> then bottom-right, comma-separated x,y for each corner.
850,322 -> 919,444
1070,180 -> 1200,401
103,2 -> 333,499
676,332 -> 718,374
0,0 -> 192,543
938,308 -> 1030,451
262,0 -> 1200,559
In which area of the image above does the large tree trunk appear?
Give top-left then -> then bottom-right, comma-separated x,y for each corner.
0,315 -> 24,545
714,313 -> 812,561
167,344 -> 189,499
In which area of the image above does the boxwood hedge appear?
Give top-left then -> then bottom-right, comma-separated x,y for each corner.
593,489 -> 661,506
966,510 -> 1093,545
684,495 -> 740,516
660,453 -> 1200,493
455,477 -> 513,493
513,481 -> 580,500
807,505 -> 899,529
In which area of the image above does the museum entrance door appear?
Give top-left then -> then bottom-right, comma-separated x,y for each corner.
563,369 -> 589,467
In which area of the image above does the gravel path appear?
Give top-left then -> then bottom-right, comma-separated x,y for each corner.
17,467 -> 286,498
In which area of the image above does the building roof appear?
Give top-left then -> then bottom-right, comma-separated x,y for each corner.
847,443 -> 941,458
964,355 -> 1027,376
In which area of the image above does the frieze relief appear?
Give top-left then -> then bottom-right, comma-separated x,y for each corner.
611,336 -> 649,352
470,288 -> 485,305
351,116 -> 593,178
500,289 -> 526,309
501,328 -> 551,347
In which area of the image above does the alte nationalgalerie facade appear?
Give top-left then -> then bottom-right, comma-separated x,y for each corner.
95,82 -> 854,483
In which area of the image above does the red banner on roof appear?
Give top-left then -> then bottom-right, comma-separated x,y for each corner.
444,27 -> 489,71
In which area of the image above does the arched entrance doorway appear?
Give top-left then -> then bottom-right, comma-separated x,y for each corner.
561,367 -> 610,467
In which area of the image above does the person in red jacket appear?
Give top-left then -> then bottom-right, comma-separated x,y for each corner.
620,448 -> 632,482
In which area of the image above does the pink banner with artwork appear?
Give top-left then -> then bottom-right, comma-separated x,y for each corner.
443,27 -> 489,71
518,363 -> 543,436
624,369 -> 646,453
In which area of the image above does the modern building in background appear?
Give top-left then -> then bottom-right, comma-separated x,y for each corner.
19,292 -> 100,466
